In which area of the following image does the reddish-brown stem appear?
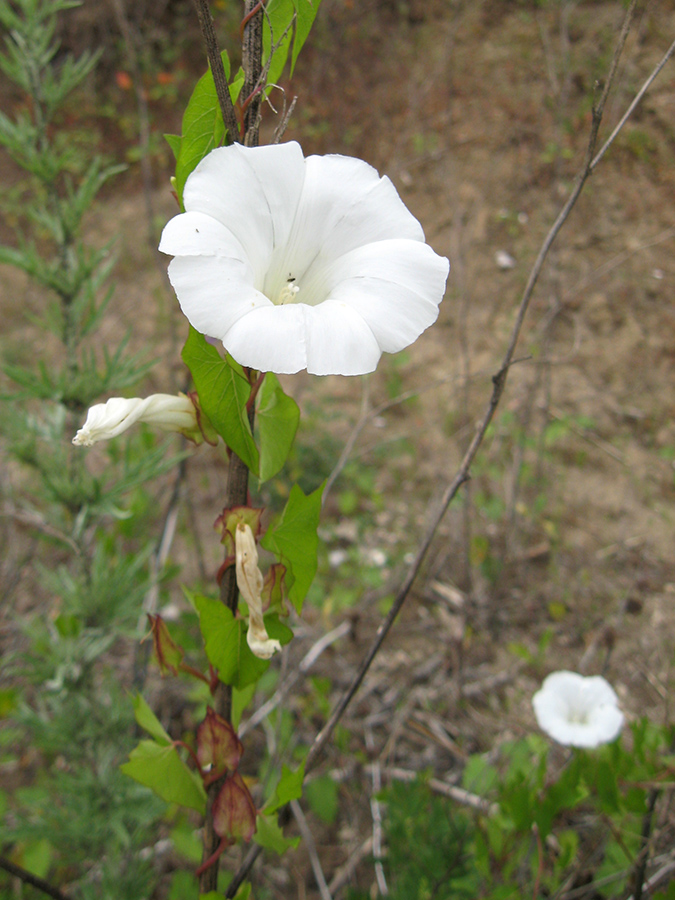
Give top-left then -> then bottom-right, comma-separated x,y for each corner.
246,371 -> 266,414
179,661 -> 211,684
173,739 -> 203,775
200,400 -> 256,893
196,835 -> 231,878
240,0 -> 264,37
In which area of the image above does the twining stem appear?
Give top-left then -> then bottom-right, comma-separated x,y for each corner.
198,2 -> 264,889
192,0 -> 242,142
199,403 -> 255,892
241,0 -> 264,146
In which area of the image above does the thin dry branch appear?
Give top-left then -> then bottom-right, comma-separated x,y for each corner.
291,800 -> 333,900
192,0 -> 241,142
0,856 -> 69,900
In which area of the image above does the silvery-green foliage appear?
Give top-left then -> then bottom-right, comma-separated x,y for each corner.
0,0 -> 174,894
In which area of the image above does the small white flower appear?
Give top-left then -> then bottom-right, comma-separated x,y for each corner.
235,522 -> 281,660
72,393 -> 198,446
159,141 -> 449,376
532,671 -> 624,748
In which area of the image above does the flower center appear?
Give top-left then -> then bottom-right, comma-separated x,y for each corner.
567,708 -> 589,725
276,276 -> 300,305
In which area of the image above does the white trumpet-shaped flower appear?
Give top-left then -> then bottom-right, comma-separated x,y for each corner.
72,393 -> 199,446
235,523 -> 281,660
159,141 -> 449,376
532,671 -> 624,748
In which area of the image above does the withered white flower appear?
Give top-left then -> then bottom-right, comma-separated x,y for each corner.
235,522 -> 281,660
72,393 -> 198,446
159,141 -> 449,376
532,671 -> 624,748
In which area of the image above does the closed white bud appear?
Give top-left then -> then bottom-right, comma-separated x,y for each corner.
73,393 -> 198,446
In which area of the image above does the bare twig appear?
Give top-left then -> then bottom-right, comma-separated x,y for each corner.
590,33 -> 675,172
383,767 -> 497,816
291,800 -> 333,900
192,0 -> 241,142
632,787 -> 659,900
272,93 -> 298,144
1,505 -> 79,552
0,856 -> 69,900
365,726 -> 388,895
240,620 -> 352,737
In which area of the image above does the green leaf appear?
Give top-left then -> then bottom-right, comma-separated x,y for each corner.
305,774 -> 339,824
19,839 -> 53,880
291,0 -> 323,73
232,682 -> 257,730
170,822 -> 203,863
121,740 -> 206,813
254,812 -> 301,855
182,328 -> 259,474
263,0 -> 323,85
191,592 -> 292,690
263,0 -> 294,87
164,133 -> 182,160
257,373 -> 300,483
262,483 -> 324,612
264,762 -> 305,814
594,758 -> 620,813
174,55 -> 244,202
132,693 -> 172,746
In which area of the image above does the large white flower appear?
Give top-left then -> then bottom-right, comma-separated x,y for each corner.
159,141 -> 449,376
532,671 -> 624,749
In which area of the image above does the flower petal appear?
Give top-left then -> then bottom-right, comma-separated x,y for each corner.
159,210 -> 248,260
222,301 -> 381,376
580,676 -> 622,711
304,300 -> 381,375
322,240 -> 449,353
167,255 -> 271,340
222,305 -> 308,374
271,154 -> 425,294
182,142 -> 306,278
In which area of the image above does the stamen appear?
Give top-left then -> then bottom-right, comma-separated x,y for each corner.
278,279 -> 300,305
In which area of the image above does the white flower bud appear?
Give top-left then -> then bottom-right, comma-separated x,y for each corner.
72,393 -> 198,446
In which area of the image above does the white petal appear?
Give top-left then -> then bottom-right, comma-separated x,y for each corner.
182,142 -> 306,279
580,676 -> 621,711
304,300 -> 381,375
222,305 -> 308,374
159,210 -> 248,260
270,154 -> 425,294
167,256 -> 271,340
222,301 -> 381,376
322,240 -> 449,352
